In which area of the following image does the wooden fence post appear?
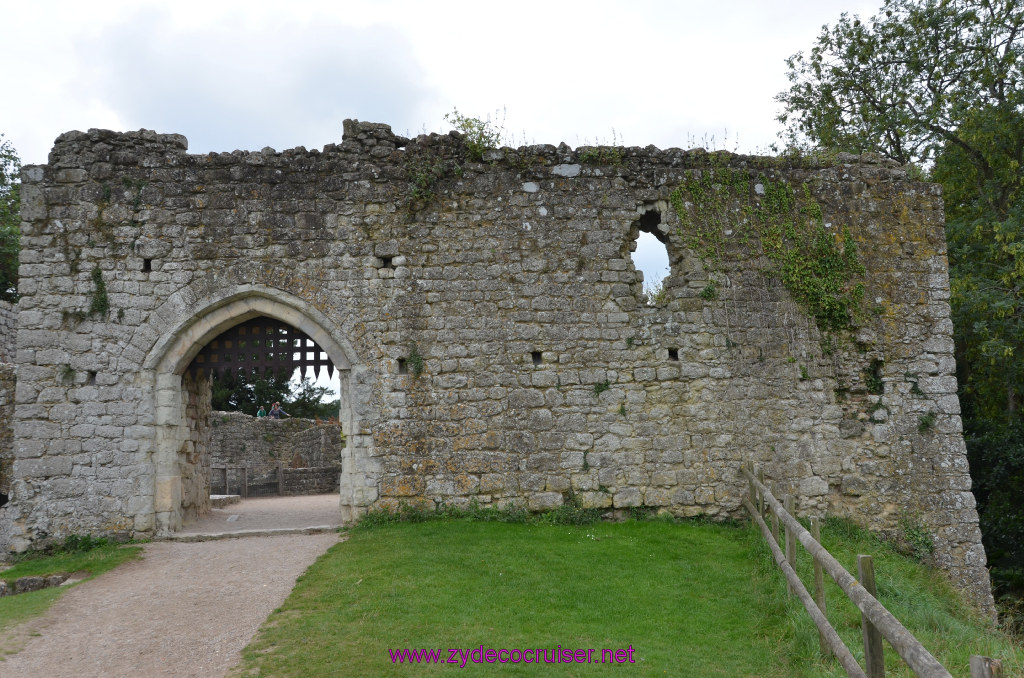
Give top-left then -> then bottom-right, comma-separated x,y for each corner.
784,495 -> 796,595
810,516 -> 828,658
757,468 -> 766,518
970,656 -> 1003,678
747,462 -> 756,505
858,555 -> 885,678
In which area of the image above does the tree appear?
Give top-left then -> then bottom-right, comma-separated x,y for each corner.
211,369 -> 338,419
778,0 -> 1023,166
778,0 -> 1024,609
0,135 -> 20,302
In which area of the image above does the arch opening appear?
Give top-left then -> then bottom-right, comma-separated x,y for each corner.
145,290 -> 375,535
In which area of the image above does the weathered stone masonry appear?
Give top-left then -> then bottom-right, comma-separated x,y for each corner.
5,120 -> 992,610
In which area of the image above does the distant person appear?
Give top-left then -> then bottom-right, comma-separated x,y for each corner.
268,402 -> 289,419
256,405 -> 266,418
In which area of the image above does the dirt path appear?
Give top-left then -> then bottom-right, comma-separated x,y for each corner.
0,501 -> 342,677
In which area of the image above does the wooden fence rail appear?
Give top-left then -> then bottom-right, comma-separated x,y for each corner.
742,463 -> 1002,678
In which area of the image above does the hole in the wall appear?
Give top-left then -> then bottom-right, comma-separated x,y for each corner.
0,493 -> 7,508
629,208 -> 671,305
668,348 -> 679,361
86,371 -> 97,385
380,256 -> 394,269
397,358 -> 408,375
142,258 -> 152,272
531,351 -> 543,366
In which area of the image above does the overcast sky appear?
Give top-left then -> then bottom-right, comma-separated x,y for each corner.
6,0 -> 883,166
4,0 -> 884,392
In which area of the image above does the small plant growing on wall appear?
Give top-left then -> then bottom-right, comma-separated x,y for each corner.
863,359 -> 885,395
89,265 -> 109,317
407,344 -> 425,378
444,108 -> 505,161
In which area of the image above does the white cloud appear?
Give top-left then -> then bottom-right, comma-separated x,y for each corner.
4,0 -> 885,164
73,8 -> 437,155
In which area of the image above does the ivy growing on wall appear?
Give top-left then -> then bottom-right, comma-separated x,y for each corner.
670,167 -> 866,334
89,265 -> 109,317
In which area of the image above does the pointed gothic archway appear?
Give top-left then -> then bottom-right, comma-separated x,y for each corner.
143,288 -> 378,535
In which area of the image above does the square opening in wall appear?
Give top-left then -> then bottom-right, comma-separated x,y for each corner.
380,256 -> 394,269
397,358 -> 408,375
532,351 -> 543,366
142,259 -> 152,272
668,348 -> 679,361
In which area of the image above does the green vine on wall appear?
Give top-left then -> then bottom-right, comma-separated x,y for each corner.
670,168 -> 866,333
89,265 -> 109,317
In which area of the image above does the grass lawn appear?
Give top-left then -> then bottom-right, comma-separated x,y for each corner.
234,517 -> 1022,677
760,518 -> 1023,677
234,519 -> 808,677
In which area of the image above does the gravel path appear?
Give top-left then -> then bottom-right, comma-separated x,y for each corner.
0,498 -> 343,678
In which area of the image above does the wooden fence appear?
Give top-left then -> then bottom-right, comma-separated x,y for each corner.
742,463 -> 1003,678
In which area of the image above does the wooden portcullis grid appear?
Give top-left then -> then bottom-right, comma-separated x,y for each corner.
188,317 -> 334,380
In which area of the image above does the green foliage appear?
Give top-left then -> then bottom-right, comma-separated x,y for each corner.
864,358 -> 885,395
406,146 -> 461,204
593,380 -> 610,396
777,0 -> 1024,167
699,282 -> 717,300
88,265 -> 109,316
896,512 -> 935,563
237,518 -> 1019,677
967,425 -> 1024,615
758,516 -> 1021,676
211,369 -> 337,419
918,411 -> 937,433
578,145 -> 623,166
444,108 -> 505,161
670,170 -> 866,333
537,493 -> 604,526
779,1 -> 1024,608
641,276 -> 668,305
0,135 -> 18,303
57,534 -> 109,554
406,343 -> 425,378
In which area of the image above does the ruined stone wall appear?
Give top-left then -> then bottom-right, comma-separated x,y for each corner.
0,301 -> 17,364
5,121 -> 992,609
0,365 -> 14,499
210,410 -> 344,474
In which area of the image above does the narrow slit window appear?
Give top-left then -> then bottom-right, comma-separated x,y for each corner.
532,351 -> 543,366
142,258 -> 152,272
668,348 -> 679,361
398,358 -> 408,375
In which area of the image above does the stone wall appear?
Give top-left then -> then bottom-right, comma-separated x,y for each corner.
0,364 -> 14,500
209,410 -> 344,475
4,120 -> 993,610
0,301 -> 17,364
282,466 -> 341,496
